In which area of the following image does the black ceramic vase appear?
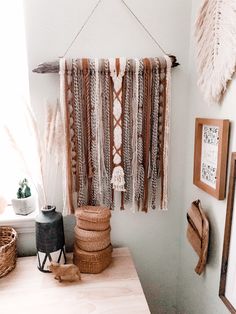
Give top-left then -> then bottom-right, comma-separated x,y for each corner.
35,205 -> 66,272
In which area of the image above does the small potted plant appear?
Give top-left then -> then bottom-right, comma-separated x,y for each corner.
11,179 -> 35,215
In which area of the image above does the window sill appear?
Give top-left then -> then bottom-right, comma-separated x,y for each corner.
0,205 -> 37,234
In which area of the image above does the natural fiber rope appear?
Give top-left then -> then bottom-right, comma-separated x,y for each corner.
82,59 -> 93,203
123,59 -> 133,203
102,59 -> 113,208
135,59 -> 145,207
77,61 -> 87,206
61,0 -> 169,59
120,0 -> 167,55
71,60 -> 81,202
142,58 -> 152,212
89,59 -> 100,205
61,0 -> 103,58
150,58 -> 160,209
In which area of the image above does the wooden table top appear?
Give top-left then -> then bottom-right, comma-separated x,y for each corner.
0,247 -> 150,314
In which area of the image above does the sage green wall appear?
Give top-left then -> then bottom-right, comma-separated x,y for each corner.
176,1 -> 236,313
23,0 -> 192,313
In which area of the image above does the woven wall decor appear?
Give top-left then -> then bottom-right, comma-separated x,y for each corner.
60,56 -> 171,214
195,0 -> 236,105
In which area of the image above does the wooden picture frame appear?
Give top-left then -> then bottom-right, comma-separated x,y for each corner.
193,118 -> 230,200
219,153 -> 236,313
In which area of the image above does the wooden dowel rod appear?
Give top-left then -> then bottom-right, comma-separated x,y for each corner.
32,55 -> 179,74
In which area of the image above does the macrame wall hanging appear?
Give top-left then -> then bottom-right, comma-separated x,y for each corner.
59,56 -> 171,214
32,0 -> 179,214
195,0 -> 236,105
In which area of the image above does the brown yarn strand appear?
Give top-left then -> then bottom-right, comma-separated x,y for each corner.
64,62 -> 75,213
142,58 -> 152,212
159,58 -> 167,207
150,58 -> 160,210
89,59 -> 100,205
82,59 -> 93,204
71,61 -> 80,196
120,68 -> 125,210
109,74 -> 115,209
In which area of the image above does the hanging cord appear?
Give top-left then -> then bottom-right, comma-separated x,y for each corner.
61,0 -> 103,58
60,0 -> 179,67
121,0 -> 179,67
120,0 -> 166,55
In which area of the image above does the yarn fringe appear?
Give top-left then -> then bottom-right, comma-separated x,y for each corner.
60,57 -> 172,214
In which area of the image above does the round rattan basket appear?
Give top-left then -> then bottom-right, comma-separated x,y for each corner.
75,206 -> 111,231
0,226 -> 17,278
73,244 -> 112,274
74,226 -> 111,252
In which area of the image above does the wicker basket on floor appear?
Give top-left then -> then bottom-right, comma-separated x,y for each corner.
75,206 -> 111,231
0,226 -> 17,278
73,244 -> 113,274
74,226 -> 111,252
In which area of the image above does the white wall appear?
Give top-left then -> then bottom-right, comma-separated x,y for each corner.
22,0 -> 191,313
177,1 -> 236,313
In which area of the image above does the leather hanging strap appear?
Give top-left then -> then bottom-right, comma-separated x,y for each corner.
64,61 -> 74,213
142,58 -> 152,212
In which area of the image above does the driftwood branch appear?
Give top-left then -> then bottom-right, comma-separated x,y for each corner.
32,55 -> 179,74
32,61 -> 60,73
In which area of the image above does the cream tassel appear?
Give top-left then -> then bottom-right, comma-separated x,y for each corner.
110,165 -> 125,191
161,55 -> 172,211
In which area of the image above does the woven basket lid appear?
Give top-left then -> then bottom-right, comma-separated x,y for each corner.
75,206 -> 111,223
74,226 -> 111,242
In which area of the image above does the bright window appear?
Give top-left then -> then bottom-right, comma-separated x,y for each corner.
0,1 -> 41,205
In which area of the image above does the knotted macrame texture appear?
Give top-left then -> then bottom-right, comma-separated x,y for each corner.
60,57 -> 171,214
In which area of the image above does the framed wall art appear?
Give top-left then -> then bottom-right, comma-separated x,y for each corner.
219,153 -> 236,313
193,118 -> 230,200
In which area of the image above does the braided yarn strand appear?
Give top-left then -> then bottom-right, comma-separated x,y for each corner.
102,59 -> 113,208
135,59 -> 145,208
150,58 -> 160,209
89,59 -> 99,205
123,59 -> 133,203
72,60 -> 86,206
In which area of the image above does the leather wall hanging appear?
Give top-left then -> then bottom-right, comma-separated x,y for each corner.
187,199 -> 210,275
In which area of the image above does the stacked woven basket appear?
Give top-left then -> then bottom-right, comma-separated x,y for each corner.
73,206 -> 112,274
0,227 -> 17,278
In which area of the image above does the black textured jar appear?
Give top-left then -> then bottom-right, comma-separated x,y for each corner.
35,205 -> 66,272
